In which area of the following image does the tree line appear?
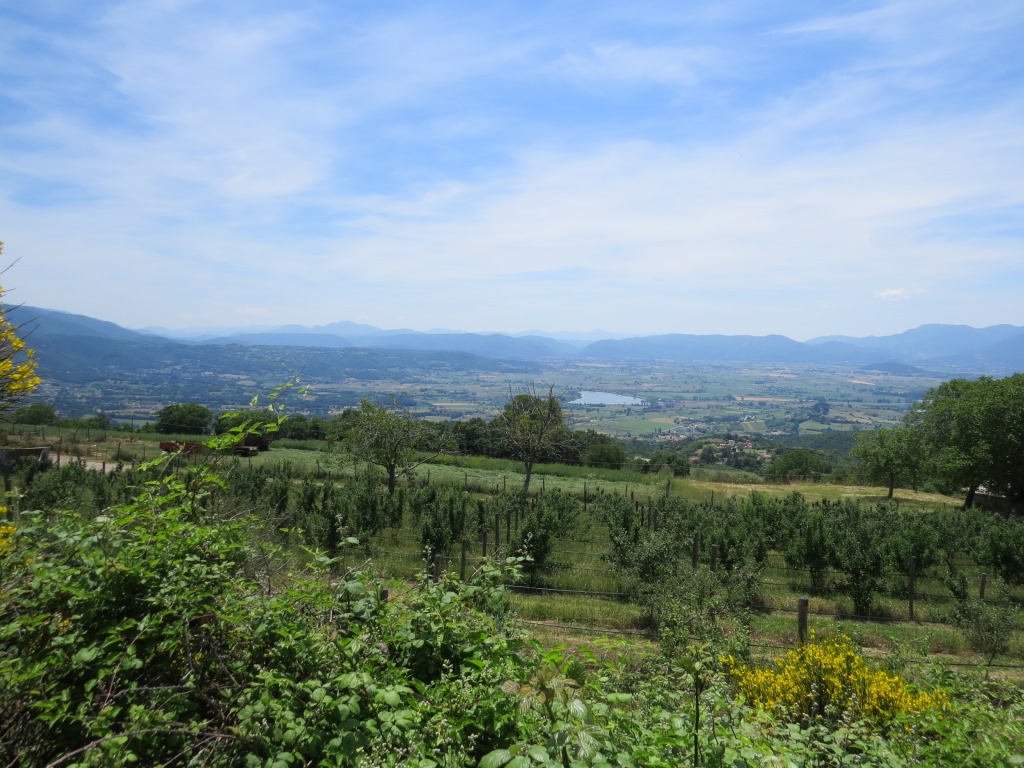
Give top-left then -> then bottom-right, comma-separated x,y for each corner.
853,373 -> 1024,507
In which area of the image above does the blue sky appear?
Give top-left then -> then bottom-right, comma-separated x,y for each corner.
1,0 -> 1023,339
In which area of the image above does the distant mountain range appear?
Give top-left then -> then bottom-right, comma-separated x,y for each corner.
8,306 -> 1024,387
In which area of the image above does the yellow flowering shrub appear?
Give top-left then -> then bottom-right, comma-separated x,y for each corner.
0,522 -> 14,558
0,306 -> 40,409
724,633 -> 946,725
0,243 -> 42,413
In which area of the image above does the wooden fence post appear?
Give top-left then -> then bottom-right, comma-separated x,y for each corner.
433,554 -> 443,582
583,483 -> 588,515
798,597 -> 809,645
481,528 -> 488,558
461,539 -> 469,582
494,512 -> 501,554
4,477 -> 12,523
666,478 -> 671,498
709,544 -> 719,572
908,556 -> 917,621
379,588 -> 390,603
691,536 -> 699,571
979,573 -> 988,600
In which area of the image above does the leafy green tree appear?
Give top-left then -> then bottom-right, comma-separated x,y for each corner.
853,426 -> 925,498
784,506 -> 831,592
650,449 -> 691,477
12,402 -> 57,425
826,502 -> 890,616
583,441 -> 627,470
984,374 -> 1024,508
905,378 -> 993,507
155,402 -> 212,435
275,413 -> 328,440
905,374 -> 1024,508
492,386 -> 566,496
340,399 -> 446,494
765,448 -> 830,482
447,416 -> 497,456
418,486 -> 474,557
510,490 -> 580,581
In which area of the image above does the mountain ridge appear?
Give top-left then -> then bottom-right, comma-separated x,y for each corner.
8,305 -> 1023,372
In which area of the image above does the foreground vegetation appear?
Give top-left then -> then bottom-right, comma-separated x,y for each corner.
3,449 -> 1024,766
3,286 -> 1024,765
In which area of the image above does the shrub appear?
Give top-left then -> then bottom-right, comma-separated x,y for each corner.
954,593 -> 1020,665
725,633 -> 946,726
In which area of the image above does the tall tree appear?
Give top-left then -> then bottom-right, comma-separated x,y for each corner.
492,385 -> 566,496
905,378 -> 994,508
342,399 -> 445,494
853,426 -> 924,498
155,403 -> 213,435
981,374 -> 1024,507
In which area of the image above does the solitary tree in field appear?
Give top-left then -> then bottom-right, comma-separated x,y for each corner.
0,242 -> 41,414
853,426 -> 925,498
493,385 -> 566,496
342,399 -> 447,494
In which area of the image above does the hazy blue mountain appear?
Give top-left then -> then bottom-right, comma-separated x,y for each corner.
345,332 -> 578,358
512,328 -> 631,343
211,332 -> 353,348
7,305 -> 157,342
807,324 -> 1024,359
275,320 -> 386,337
11,305 -> 1022,375
581,334 -> 883,364
929,329 -> 1024,371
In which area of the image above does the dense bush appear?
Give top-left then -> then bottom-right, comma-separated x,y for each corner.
0,465 -> 530,767
726,633 -> 947,725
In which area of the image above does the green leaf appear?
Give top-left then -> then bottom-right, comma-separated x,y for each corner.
480,749 -> 512,768
72,646 -> 101,665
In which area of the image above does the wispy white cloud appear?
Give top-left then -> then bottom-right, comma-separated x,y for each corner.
553,42 -> 717,89
2,0 -> 1023,337
875,288 -> 911,301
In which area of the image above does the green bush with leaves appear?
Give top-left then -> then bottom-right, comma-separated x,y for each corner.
953,587 -> 1020,665
509,490 -> 580,579
824,501 -> 891,616
418,485 -> 475,556
0,450 -> 536,767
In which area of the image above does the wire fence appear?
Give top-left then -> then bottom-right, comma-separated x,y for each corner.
14,456 -> 1024,670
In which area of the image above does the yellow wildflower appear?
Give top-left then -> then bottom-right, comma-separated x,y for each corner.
726,633 -> 946,725
0,523 -> 15,558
